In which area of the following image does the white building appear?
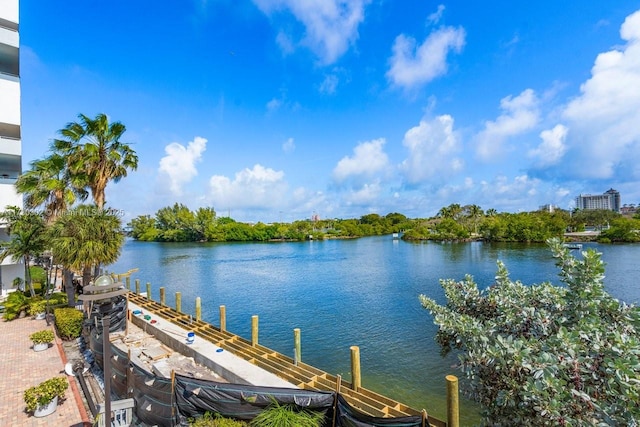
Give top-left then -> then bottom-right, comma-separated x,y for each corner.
0,0 -> 23,296
575,188 -> 621,213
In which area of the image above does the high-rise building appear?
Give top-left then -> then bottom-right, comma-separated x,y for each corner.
575,188 -> 621,212
0,0 -> 23,296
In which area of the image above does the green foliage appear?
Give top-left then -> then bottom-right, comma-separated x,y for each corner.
29,298 -> 47,315
189,412 -> 248,427
2,291 -> 29,320
249,399 -> 324,427
598,217 -> 640,242
479,211 -> 568,242
570,209 -> 620,232
53,307 -> 84,339
29,329 -> 55,344
419,238 -> 640,426
23,377 -> 68,412
29,266 -> 47,286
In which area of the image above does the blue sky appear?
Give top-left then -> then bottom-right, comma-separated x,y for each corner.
19,1 -> 640,223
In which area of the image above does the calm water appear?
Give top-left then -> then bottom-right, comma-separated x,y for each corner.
110,237 -> 640,425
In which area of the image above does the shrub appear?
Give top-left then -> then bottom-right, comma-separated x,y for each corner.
29,298 -> 47,315
189,412 -> 248,427
420,238 -> 640,426
250,400 -> 324,427
29,329 -> 55,344
2,291 -> 28,320
54,307 -> 84,339
24,377 -> 68,412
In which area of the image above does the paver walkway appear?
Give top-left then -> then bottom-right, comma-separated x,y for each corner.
0,315 -> 90,426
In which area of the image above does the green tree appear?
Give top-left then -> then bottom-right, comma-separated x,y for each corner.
49,205 -> 124,304
419,238 -> 640,426
15,153 -> 86,223
0,207 -> 48,297
53,113 -> 138,209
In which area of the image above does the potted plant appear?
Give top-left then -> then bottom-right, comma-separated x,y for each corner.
30,329 -> 55,351
24,377 -> 68,417
29,299 -> 48,320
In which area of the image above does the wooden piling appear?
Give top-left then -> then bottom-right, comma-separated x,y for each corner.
293,328 -> 301,365
195,297 -> 202,321
446,375 -> 459,427
125,276 -> 131,290
176,292 -> 182,313
251,315 -> 259,347
350,346 -> 361,392
160,287 -> 165,305
135,279 -> 140,295
146,282 -> 151,300
220,305 -> 226,331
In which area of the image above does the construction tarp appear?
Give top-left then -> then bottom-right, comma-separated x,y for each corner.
174,374 -> 335,425
335,395 -> 425,427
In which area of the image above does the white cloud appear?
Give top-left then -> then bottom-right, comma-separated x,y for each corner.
319,74 -> 339,94
475,89 -> 540,161
158,136 -> 207,195
343,181 -> 381,206
426,5 -> 445,26
253,0 -> 370,65
282,137 -> 295,153
333,138 -> 389,182
387,25 -> 465,89
208,164 -> 287,210
528,124 -> 568,167
266,97 -> 282,112
400,114 -> 462,183
559,9 -> 640,179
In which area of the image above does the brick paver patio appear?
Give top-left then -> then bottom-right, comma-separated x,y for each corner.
0,314 -> 90,426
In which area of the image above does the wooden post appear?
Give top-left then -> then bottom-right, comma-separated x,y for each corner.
332,375 -> 342,427
195,297 -> 202,321
146,282 -> 151,300
421,409 -> 428,427
125,276 -> 131,290
127,349 -> 133,398
293,328 -> 301,365
135,279 -> 140,295
170,370 -> 176,419
176,292 -> 182,313
251,315 -> 259,347
160,287 -> 165,305
102,316 -> 112,426
350,346 -> 361,392
220,305 -> 226,331
446,375 -> 459,427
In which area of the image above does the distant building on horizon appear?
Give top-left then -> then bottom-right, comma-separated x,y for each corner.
575,188 -> 621,212
539,204 -> 557,213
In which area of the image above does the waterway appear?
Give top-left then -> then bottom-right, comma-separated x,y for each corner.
110,237 -> 640,425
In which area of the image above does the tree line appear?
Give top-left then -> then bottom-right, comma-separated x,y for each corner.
128,203 -> 640,243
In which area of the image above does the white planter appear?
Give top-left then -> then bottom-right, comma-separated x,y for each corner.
35,312 -> 46,320
33,342 -> 49,352
33,395 -> 58,417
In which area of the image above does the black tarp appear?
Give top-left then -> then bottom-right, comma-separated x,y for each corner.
335,395 -> 425,427
174,374 -> 335,425
131,363 -> 174,426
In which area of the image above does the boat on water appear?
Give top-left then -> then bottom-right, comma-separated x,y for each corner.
564,243 -> 583,250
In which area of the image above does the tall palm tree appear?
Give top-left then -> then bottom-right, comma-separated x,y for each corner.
0,207 -> 48,297
49,205 -> 125,304
15,153 -> 86,224
53,113 -> 138,209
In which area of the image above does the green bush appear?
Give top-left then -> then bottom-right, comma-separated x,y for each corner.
189,412 -> 248,427
29,329 -> 55,344
29,297 -> 47,315
420,238 -> 640,426
250,400 -> 324,427
24,377 -> 68,412
53,307 -> 84,339
2,291 -> 28,320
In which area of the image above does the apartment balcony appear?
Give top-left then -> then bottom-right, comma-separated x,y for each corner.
0,77 -> 19,126
0,0 -> 18,29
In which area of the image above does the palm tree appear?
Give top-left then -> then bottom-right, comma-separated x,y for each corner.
15,153 -> 86,223
53,113 -> 138,209
49,205 -> 125,305
0,207 -> 48,297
